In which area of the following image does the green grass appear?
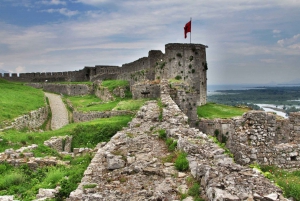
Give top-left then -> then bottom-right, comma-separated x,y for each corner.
0,115 -> 133,153
252,165 -> 300,201
0,79 -> 45,126
0,154 -> 92,201
101,80 -> 129,91
66,95 -> 101,110
67,96 -> 148,112
114,99 -> 149,111
197,102 -> 249,119
175,151 -> 189,171
0,114 -> 132,200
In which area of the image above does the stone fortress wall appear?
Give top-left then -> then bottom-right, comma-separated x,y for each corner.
1,43 -> 208,108
198,111 -> 300,169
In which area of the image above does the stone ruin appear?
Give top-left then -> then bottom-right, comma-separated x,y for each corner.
198,111 -> 300,169
66,80 -> 290,201
2,43 -> 208,116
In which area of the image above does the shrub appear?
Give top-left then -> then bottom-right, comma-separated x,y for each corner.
166,138 -> 177,151
175,152 -> 189,171
175,75 -> 182,80
188,183 -> 200,197
176,53 -> 182,57
158,129 -> 167,139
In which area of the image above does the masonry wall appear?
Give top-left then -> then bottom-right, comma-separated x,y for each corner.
198,111 -> 300,168
2,107 -> 49,130
131,81 -> 161,99
28,83 -> 93,96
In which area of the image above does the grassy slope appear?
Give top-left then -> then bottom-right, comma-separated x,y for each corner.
0,79 -> 45,125
197,102 -> 250,119
101,80 -> 129,91
0,115 -> 133,152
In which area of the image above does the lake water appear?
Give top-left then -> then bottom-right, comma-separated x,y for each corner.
207,84 -> 292,118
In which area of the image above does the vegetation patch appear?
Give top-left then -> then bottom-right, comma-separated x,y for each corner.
0,154 -> 92,200
197,102 -> 249,119
0,79 -> 45,126
0,116 -> 132,153
250,164 -> 300,201
101,80 -> 129,91
113,99 -> 149,111
174,151 -> 189,171
65,95 -> 101,111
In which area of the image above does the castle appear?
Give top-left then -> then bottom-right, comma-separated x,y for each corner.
1,43 -> 208,109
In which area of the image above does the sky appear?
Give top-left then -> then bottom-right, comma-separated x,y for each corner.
0,0 -> 300,85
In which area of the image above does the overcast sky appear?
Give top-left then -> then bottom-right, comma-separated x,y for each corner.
0,0 -> 300,85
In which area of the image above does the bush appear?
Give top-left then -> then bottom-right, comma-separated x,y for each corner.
158,129 -> 167,139
188,183 -> 200,196
175,152 -> 189,171
175,75 -> 182,80
166,138 -> 177,151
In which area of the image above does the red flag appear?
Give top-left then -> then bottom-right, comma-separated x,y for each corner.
184,20 -> 191,38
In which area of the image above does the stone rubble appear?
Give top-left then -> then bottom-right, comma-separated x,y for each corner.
67,80 -> 289,201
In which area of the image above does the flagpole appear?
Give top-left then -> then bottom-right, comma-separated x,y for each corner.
190,17 -> 192,44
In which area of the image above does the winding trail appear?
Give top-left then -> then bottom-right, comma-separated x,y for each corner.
45,92 -> 69,130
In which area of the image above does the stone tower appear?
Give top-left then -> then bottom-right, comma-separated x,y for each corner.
155,43 -> 207,106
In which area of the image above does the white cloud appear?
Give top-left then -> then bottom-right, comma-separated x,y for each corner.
277,34 -> 300,47
15,66 -> 25,73
40,0 -> 66,5
74,0 -> 108,6
273,29 -> 281,34
42,8 -> 79,16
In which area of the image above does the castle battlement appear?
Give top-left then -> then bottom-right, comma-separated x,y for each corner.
2,43 -> 208,105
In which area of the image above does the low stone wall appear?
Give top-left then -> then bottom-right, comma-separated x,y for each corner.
73,111 -> 134,123
198,111 -> 300,168
94,86 -> 115,102
28,83 -> 93,96
6,107 -> 49,130
44,136 -> 72,153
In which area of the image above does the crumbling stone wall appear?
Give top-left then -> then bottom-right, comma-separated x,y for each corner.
1,106 -> 49,130
131,81 -> 161,99
169,82 -> 198,122
28,83 -> 93,96
68,80 -> 287,201
2,43 -> 207,108
44,136 -> 72,153
198,111 -> 300,168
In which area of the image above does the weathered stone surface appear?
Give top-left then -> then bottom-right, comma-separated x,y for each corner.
198,110 -> 300,168
0,196 -> 14,201
67,80 -> 288,201
1,107 -> 48,130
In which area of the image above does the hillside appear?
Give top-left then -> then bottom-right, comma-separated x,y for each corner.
0,79 -> 45,128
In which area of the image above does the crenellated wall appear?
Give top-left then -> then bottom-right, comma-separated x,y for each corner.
2,43 -> 207,107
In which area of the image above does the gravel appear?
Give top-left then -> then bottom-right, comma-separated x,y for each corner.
45,92 -> 69,130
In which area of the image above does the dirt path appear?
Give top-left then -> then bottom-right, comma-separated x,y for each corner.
45,92 -> 69,130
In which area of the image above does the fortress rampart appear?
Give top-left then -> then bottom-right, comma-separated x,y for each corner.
2,43 -> 207,106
